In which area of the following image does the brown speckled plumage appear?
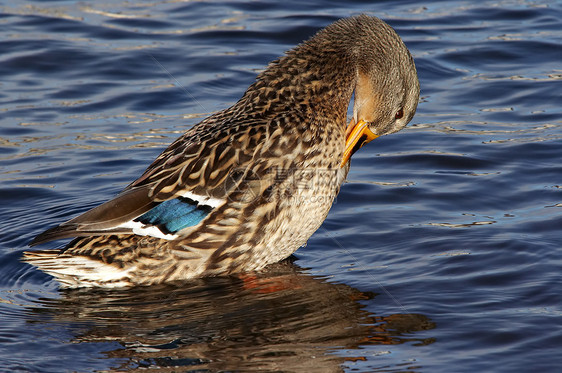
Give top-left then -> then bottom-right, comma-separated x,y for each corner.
24,15 -> 419,288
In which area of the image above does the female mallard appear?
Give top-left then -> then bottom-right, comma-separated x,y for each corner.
24,15 -> 419,288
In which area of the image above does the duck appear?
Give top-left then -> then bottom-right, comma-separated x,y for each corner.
23,14 -> 420,288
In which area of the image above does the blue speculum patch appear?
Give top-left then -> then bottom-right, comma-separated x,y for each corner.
135,197 -> 212,233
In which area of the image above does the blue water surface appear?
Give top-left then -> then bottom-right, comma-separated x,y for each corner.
1,1 -> 561,372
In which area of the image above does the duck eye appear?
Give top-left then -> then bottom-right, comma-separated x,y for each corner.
395,108 -> 404,120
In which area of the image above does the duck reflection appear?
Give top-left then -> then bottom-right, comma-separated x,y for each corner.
30,261 -> 435,372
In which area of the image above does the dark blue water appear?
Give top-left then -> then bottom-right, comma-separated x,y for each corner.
1,1 -> 561,372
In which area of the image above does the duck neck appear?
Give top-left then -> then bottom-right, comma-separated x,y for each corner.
240,45 -> 358,126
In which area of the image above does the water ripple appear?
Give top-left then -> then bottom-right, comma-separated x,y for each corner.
1,1 -> 561,372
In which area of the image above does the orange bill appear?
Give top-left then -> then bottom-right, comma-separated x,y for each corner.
340,119 -> 379,167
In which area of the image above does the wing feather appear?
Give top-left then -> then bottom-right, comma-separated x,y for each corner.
30,113 -> 281,246
30,185 -> 157,246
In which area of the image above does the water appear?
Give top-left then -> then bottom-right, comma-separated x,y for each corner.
1,0 -> 561,371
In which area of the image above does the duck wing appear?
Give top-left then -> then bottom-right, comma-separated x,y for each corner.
30,111 -> 282,246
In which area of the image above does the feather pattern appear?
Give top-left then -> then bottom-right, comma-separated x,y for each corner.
135,197 -> 214,234
23,15 -> 420,288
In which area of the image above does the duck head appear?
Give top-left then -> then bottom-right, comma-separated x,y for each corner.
340,15 -> 420,166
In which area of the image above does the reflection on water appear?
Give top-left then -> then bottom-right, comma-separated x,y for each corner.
28,261 -> 434,372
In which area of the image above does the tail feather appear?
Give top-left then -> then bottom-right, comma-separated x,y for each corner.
22,250 -> 135,288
